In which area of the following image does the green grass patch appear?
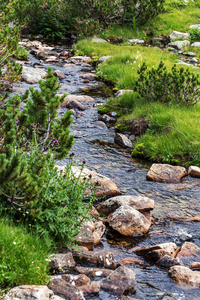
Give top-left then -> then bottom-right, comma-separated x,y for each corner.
0,217 -> 52,288
108,95 -> 200,165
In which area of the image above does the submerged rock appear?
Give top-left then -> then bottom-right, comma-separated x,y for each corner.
100,265 -> 136,296
108,205 -> 151,237
146,163 -> 187,183
169,266 -> 200,288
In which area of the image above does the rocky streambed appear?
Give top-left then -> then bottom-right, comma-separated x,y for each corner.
4,38 -> 200,300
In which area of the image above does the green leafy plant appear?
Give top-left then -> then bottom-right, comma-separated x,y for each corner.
134,61 -> 200,106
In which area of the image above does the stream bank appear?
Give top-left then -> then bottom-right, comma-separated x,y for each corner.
5,38 -> 200,300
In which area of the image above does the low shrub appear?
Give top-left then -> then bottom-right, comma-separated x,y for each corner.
135,61 -> 200,106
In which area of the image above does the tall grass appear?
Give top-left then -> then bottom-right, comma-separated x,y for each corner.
0,218 -> 52,288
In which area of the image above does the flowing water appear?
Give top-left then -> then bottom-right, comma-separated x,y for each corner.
12,41 -> 200,300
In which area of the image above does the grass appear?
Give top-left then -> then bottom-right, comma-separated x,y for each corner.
0,217 -> 53,289
74,0 -> 200,166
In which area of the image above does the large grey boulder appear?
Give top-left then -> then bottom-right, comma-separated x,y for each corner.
22,66 -> 47,84
96,195 -> 154,216
167,40 -> 190,50
108,205 -> 151,236
100,266 -> 136,296
147,163 -> 187,183
169,31 -> 190,41
191,42 -> 200,47
169,266 -> 200,288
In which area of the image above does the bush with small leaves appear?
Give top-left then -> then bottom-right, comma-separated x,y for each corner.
134,61 -> 200,106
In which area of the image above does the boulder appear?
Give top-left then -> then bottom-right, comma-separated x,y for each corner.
186,52 -> 196,57
53,70 -> 66,79
45,56 -> 59,63
72,249 -> 115,269
49,278 -> 85,300
98,114 -> 116,124
146,163 -> 187,183
71,166 -> 121,198
169,31 -> 190,41
169,266 -> 200,287
114,89 -> 133,98
80,73 -> 95,81
100,266 -> 136,296
75,220 -> 106,249
63,95 -> 95,104
188,262 -> 200,271
167,40 -> 190,50
75,221 -> 95,250
191,42 -> 200,47
189,24 -> 200,30
96,195 -> 154,216
4,285 -> 50,300
188,166 -> 200,177
79,281 -> 101,295
50,253 -> 76,272
114,133 -> 132,149
22,66 -> 47,84
129,242 -> 179,262
61,99 -> 85,111
93,221 -> 106,244
60,274 -> 90,287
108,205 -> 151,237
177,242 -> 200,263
157,255 -> 183,268
70,56 -> 92,64
92,121 -> 108,129
75,266 -> 113,277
